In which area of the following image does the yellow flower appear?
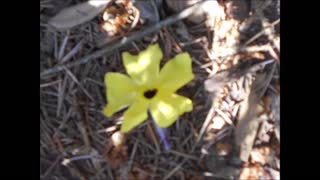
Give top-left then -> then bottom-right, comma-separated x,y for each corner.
104,43 -> 194,132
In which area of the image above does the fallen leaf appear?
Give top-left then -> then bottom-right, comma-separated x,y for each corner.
239,165 -> 271,180
216,142 -> 232,156
257,120 -> 273,144
49,0 -> 110,29
134,0 -> 159,24
235,73 -> 267,162
250,146 -> 272,165
103,131 -> 128,169
265,167 -> 280,180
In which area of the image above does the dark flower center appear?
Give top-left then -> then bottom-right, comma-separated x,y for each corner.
144,89 -> 158,99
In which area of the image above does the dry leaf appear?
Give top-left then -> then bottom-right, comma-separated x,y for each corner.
239,165 -> 272,180
134,0 -> 159,24
103,131 -> 128,169
235,73 -> 266,162
256,120 -> 273,144
250,146 -> 272,165
216,142 -> 232,156
49,0 -> 110,29
265,167 -> 280,180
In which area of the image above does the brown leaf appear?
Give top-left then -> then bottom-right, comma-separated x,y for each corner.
239,165 -> 271,180
250,146 -> 272,165
49,0 -> 110,29
103,131 -> 128,169
216,142 -> 232,156
134,0 -> 159,24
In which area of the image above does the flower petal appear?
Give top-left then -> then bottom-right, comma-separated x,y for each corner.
122,44 -> 163,86
121,98 -> 149,132
103,72 -> 138,116
156,52 -> 194,94
150,94 -> 193,128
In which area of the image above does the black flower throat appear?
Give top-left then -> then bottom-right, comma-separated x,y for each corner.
144,89 -> 158,99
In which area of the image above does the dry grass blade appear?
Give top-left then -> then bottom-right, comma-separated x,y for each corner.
41,154 -> 63,178
147,123 -> 161,154
168,150 -> 199,161
163,163 -> 183,180
197,104 -> 215,142
57,75 -> 67,117
215,109 -> 234,126
243,19 -> 280,47
58,33 -> 69,60
40,80 -> 62,88
61,40 -> 83,63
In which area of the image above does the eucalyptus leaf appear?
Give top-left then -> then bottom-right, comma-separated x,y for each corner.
48,0 -> 111,29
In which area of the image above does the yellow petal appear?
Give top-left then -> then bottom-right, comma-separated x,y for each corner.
121,98 -> 149,132
103,72 -> 138,117
150,94 -> 193,128
156,52 -> 194,94
122,43 -> 163,86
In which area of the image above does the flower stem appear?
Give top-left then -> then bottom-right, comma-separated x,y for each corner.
148,109 -> 170,151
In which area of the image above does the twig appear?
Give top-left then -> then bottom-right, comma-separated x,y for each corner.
62,154 -> 93,166
215,109 -> 234,126
77,122 -> 91,147
163,163 -> 183,180
243,19 -> 280,47
168,150 -> 199,161
40,80 -> 62,88
130,6 -> 140,30
56,75 -> 67,117
54,32 -> 58,59
58,32 -> 70,60
147,122 -> 161,154
41,0 -> 212,77
127,139 -> 139,170
197,104 -> 215,142
61,40 -> 83,63
42,154 -> 63,178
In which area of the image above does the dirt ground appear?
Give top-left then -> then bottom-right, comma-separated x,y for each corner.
40,0 -> 280,179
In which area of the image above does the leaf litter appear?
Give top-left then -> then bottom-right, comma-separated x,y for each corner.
41,0 -> 280,179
